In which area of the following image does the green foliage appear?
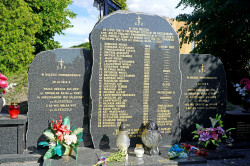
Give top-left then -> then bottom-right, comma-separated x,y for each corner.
115,0 -> 127,10
72,128 -> 83,136
44,145 -> 56,159
43,130 -> 55,140
0,0 -> 40,76
71,42 -> 90,50
62,116 -> 70,130
39,141 -> 49,147
176,0 -> 250,103
25,0 -> 76,54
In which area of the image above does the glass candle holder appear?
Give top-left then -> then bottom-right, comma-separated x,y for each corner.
134,144 -> 144,158
8,102 -> 20,119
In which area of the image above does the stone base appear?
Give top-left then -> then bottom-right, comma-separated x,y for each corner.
0,145 -> 247,165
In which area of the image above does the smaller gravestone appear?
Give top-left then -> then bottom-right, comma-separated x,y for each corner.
180,54 -> 227,141
27,49 -> 91,149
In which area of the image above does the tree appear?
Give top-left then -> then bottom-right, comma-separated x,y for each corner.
115,0 -> 127,10
176,0 -> 250,103
71,42 -> 90,50
25,0 -> 76,54
0,0 -> 41,76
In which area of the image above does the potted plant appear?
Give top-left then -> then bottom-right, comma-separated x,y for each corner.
192,114 -> 235,150
39,115 -> 83,159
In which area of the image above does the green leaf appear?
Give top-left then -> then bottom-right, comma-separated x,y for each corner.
193,135 -> 199,139
77,132 -> 83,139
211,140 -> 216,145
195,124 -> 200,129
62,143 -> 71,155
62,116 -> 70,130
39,141 -> 49,147
72,144 -> 78,157
205,141 -> 209,147
43,131 -> 55,140
71,126 -> 76,132
72,128 -> 83,136
54,144 -> 64,156
226,128 -> 235,133
44,146 -> 56,160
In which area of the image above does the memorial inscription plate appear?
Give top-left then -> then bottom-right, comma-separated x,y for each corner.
180,54 -> 227,141
27,49 -> 90,149
90,11 -> 181,148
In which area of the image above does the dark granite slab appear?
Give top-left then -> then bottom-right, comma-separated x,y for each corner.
90,10 -> 181,149
27,49 -> 92,149
0,114 -> 27,155
225,110 -> 250,142
180,54 -> 227,141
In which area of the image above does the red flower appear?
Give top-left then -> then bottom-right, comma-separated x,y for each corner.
53,122 -> 61,131
197,150 -> 208,156
60,125 -> 71,135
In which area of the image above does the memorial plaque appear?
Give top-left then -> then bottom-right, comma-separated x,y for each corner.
90,11 -> 181,148
27,49 -> 91,149
180,54 -> 227,141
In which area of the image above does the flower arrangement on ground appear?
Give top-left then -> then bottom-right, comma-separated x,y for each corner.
93,149 -> 127,166
168,144 -> 189,159
192,114 -> 234,148
234,78 -> 250,96
39,115 -> 83,159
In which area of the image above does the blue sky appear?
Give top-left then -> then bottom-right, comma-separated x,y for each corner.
54,0 -> 193,48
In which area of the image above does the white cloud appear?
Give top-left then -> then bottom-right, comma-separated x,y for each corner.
73,0 -> 99,15
127,0 -> 193,18
64,16 -> 98,36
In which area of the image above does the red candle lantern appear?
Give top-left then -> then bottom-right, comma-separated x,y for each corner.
8,102 -> 20,119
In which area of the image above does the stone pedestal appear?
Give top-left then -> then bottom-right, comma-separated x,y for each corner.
225,110 -> 250,142
0,114 -> 27,154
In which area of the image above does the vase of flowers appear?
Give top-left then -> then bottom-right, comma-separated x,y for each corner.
192,114 -> 235,150
0,73 -> 8,111
234,78 -> 250,112
39,115 -> 83,159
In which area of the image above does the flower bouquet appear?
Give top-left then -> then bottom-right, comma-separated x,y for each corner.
234,78 -> 250,96
192,114 -> 234,149
39,115 -> 83,159
168,144 -> 189,159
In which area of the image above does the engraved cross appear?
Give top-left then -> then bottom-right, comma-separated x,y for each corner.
137,16 -> 142,24
59,59 -> 64,69
201,64 -> 204,72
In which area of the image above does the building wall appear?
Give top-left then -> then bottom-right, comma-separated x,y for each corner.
166,17 -> 192,54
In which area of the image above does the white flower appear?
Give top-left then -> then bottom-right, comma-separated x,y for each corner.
168,151 -> 177,157
64,134 -> 72,145
235,83 -> 240,87
64,134 -> 78,145
49,141 -> 56,148
236,87 -> 241,92
179,152 -> 188,158
71,134 -> 77,144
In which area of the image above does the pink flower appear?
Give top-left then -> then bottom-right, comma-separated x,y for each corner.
0,80 -> 8,89
240,78 -> 250,85
245,83 -> 250,92
0,73 -> 7,81
212,134 -> 218,140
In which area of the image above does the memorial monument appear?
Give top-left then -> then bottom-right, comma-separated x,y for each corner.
90,10 -> 181,148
